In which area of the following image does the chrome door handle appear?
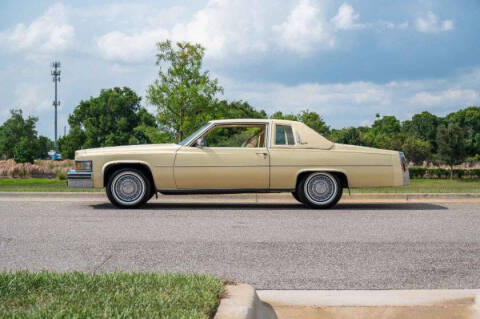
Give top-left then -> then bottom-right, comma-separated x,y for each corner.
256,152 -> 268,157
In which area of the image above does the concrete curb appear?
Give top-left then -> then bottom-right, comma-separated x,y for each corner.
257,289 -> 480,307
0,191 -> 480,202
214,284 -> 277,319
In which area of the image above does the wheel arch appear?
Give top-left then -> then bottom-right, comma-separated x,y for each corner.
103,161 -> 156,193
295,169 -> 349,189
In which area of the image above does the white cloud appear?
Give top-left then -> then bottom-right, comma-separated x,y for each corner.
0,3 -> 74,53
14,84 -> 51,116
331,3 -> 364,30
97,0 -> 274,62
415,11 -> 454,33
221,68 -> 480,127
96,0 -> 375,62
97,29 -> 169,63
409,89 -> 479,107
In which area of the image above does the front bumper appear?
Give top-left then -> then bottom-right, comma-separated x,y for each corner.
67,169 -> 93,188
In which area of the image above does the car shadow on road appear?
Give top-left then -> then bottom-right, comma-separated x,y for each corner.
90,202 -> 447,211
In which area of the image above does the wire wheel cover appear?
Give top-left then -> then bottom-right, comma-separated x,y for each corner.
112,173 -> 145,204
305,173 -> 336,203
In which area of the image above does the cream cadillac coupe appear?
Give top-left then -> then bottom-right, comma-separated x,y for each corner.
68,119 -> 409,208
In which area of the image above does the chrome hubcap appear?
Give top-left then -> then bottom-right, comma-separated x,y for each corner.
305,173 -> 337,204
112,172 -> 145,204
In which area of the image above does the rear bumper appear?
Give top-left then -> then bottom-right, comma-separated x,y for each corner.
67,169 -> 93,188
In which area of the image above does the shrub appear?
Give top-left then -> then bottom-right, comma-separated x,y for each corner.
408,167 -> 427,179
471,169 -> 480,178
57,172 -> 66,180
453,169 -> 465,179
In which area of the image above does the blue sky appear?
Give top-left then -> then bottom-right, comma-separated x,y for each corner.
0,0 -> 479,139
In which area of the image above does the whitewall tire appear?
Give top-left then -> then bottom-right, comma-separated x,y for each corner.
106,168 -> 151,208
297,172 -> 342,209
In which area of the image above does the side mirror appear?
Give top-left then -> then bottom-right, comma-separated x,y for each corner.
195,137 -> 206,148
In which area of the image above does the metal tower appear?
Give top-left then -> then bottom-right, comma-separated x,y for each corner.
51,61 -> 61,151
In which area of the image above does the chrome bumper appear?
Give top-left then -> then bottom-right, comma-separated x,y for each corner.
67,169 -> 93,188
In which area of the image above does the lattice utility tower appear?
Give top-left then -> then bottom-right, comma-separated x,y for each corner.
51,61 -> 61,151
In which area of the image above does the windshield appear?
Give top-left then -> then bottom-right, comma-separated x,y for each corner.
177,123 -> 211,146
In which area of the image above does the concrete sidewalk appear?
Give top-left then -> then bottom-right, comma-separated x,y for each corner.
0,191 -> 479,202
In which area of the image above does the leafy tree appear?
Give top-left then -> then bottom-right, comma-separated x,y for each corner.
445,106 -> 480,157
36,136 -> 53,159
57,127 -> 86,159
327,127 -> 366,145
363,115 -> 401,148
147,40 -> 223,142
0,109 -> 38,159
371,115 -> 401,135
13,137 -> 37,176
297,110 -> 329,135
215,100 -> 267,119
270,111 -> 297,121
403,111 -> 440,151
401,136 -> 432,165
65,87 -> 158,153
270,110 -> 329,134
436,123 -> 466,179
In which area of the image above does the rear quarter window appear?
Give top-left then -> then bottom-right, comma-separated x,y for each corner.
275,125 -> 295,145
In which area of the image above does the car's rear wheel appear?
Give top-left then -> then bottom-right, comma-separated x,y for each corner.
106,168 -> 151,208
297,172 -> 342,209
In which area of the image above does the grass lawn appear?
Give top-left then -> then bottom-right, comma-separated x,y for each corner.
0,178 -> 101,192
0,271 -> 224,319
352,178 -> 480,193
0,177 -> 479,193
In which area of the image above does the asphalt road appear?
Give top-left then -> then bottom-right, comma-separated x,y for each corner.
0,198 -> 479,289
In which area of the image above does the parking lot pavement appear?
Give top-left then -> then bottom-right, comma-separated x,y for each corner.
0,198 -> 479,289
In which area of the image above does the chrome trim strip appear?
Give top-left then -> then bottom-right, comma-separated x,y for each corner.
67,169 -> 93,179
270,164 -> 393,167
176,165 -> 269,168
156,164 -> 392,168
159,188 -> 294,194
67,169 -> 93,188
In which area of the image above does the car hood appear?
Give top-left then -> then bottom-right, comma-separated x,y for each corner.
76,144 -> 180,156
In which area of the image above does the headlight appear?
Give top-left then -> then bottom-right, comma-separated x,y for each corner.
75,160 -> 92,171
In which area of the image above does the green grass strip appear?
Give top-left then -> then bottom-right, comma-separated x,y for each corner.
0,271 -> 224,319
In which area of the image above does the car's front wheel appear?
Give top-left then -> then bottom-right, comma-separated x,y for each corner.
106,168 -> 151,208
297,172 -> 342,209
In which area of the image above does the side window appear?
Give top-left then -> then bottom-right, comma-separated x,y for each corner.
202,124 -> 266,147
275,125 -> 295,145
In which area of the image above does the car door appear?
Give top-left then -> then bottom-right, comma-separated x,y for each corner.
174,123 -> 270,189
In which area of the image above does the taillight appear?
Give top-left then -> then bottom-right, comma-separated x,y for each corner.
399,152 -> 407,172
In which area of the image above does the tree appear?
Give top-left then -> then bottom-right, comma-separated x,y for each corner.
270,111 -> 297,121
327,127 -> 366,145
57,127 -> 86,159
297,110 -> 329,135
436,123 -> 466,179
445,106 -> 480,157
65,87 -> 158,153
147,40 -> 223,142
401,136 -> 432,165
13,137 -> 36,176
36,136 -> 53,159
403,111 -> 440,151
215,100 -> 267,120
270,110 -> 329,135
363,115 -> 402,149
0,109 -> 38,159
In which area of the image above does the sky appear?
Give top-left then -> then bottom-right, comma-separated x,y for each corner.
0,0 -> 479,139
